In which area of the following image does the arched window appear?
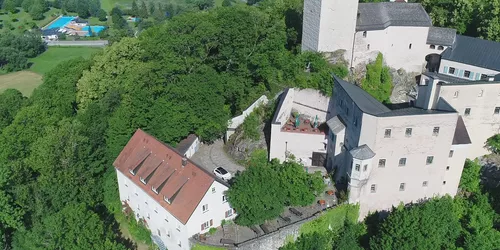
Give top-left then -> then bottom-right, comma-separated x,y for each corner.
409,43 -> 412,49
429,45 -> 435,49
438,45 -> 444,50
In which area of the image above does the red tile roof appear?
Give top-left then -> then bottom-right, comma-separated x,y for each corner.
113,129 -> 215,224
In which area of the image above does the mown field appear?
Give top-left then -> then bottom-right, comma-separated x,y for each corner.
0,47 -> 102,96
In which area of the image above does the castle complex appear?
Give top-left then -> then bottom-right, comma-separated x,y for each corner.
270,0 -> 500,218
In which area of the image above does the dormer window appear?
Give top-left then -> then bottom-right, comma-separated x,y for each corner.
164,196 -> 171,204
129,169 -> 136,175
140,177 -> 146,184
152,186 -> 158,194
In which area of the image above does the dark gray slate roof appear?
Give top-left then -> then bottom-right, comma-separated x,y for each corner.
441,35 -> 500,71
422,72 -> 470,83
334,76 -> 390,116
427,27 -> 456,46
376,107 -> 454,117
176,134 -> 197,155
326,116 -> 345,135
452,116 -> 471,145
350,144 -> 375,160
357,3 -> 432,31
334,76 -> 456,117
41,28 -> 60,36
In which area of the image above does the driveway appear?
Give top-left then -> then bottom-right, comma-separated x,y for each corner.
191,140 -> 245,177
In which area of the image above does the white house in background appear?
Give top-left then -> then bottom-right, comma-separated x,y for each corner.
417,72 -> 500,158
327,76 -> 471,219
269,88 -> 331,166
114,129 -> 236,250
176,134 -> 200,159
302,0 -> 457,72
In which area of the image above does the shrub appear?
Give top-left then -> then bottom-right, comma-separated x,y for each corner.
208,227 -> 217,235
12,18 -> 18,22
127,216 -> 152,245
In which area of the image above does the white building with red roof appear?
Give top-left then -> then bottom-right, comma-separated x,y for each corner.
114,129 -> 236,250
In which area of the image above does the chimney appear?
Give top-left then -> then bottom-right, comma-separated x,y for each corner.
182,157 -> 187,167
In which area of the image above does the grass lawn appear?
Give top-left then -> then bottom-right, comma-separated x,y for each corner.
0,71 -> 42,96
102,0 -> 134,12
299,204 -> 359,236
29,47 -> 102,75
0,7 -> 61,32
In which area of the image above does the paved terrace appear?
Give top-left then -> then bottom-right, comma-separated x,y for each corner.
192,180 -> 337,248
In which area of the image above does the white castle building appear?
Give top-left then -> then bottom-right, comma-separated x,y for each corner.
302,1 -> 459,72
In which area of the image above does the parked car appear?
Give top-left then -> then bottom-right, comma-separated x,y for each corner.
213,167 -> 232,180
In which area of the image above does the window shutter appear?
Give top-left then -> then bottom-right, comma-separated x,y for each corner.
475,73 -> 481,80
469,72 -> 474,80
443,66 -> 448,74
210,219 -> 213,226
458,70 -> 464,77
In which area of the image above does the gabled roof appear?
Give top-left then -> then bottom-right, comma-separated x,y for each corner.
422,72 -> 470,84
452,116 -> 471,145
326,116 -> 345,135
350,144 -> 375,160
357,3 -> 432,31
113,129 -> 217,224
426,27 -> 456,46
334,76 -> 391,116
176,134 -> 197,156
441,35 -> 500,72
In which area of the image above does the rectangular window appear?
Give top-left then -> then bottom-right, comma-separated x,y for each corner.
157,229 -> 161,236
399,158 -> 407,166
399,183 -> 406,191
367,44 -> 370,50
478,90 -> 484,97
422,181 -> 428,187
363,164 -> 368,172
212,187 -> 216,193
370,184 -> 376,193
178,241 -> 182,247
222,196 -> 227,203
202,204 -> 209,212
443,181 -> 447,185
464,70 -> 471,78
225,209 -> 233,218
384,129 -> 391,138
409,43 -> 412,49
449,150 -> 454,158
378,159 -> 386,168
201,221 -> 210,230
448,67 -> 456,75
363,31 -> 367,38
465,108 -> 471,116
355,164 -> 360,171
481,74 -> 488,80
165,215 -> 168,222
446,166 -> 450,171
426,156 -> 434,165
167,230 -> 170,237
405,128 -> 412,137
494,107 -> 500,114
433,127 -> 440,136
176,224 -> 181,232
453,91 -> 459,98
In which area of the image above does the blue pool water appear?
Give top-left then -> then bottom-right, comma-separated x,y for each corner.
83,26 -> 106,36
46,16 -> 76,30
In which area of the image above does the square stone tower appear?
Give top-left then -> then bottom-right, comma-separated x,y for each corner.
301,0 -> 359,63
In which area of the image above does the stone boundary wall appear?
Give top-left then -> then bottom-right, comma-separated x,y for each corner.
225,95 -> 269,140
190,207 -> 332,250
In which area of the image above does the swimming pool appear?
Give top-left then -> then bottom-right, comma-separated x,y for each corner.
45,16 -> 76,30
83,26 -> 106,36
